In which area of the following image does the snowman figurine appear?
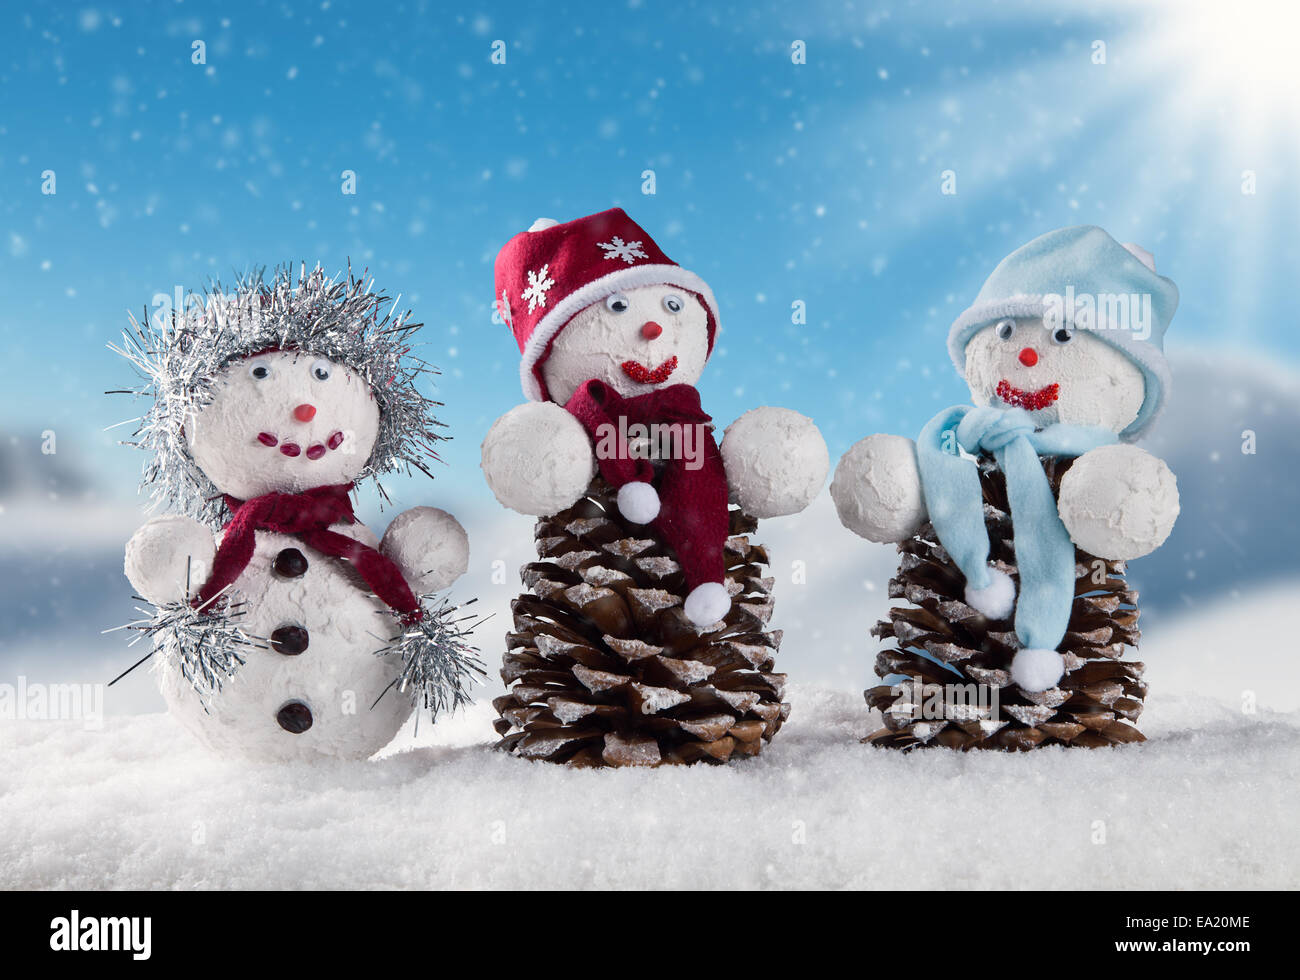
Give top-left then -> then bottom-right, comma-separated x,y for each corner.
118,266 -> 477,761
832,226 -> 1180,697
482,208 -> 829,629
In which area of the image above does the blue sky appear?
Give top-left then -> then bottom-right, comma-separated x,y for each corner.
2,0 -> 1296,506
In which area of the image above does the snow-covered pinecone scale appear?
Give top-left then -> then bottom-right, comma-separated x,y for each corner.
867,456 -> 1147,750
493,477 -> 789,766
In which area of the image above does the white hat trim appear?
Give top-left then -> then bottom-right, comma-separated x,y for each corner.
518,263 -> 721,401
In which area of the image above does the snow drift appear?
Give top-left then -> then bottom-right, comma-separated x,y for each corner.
3,583 -> 1296,890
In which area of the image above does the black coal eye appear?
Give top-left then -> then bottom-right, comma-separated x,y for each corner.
248,362 -> 272,380
605,294 -> 630,314
995,319 -> 1016,342
663,294 -> 683,314
1052,326 -> 1074,345
310,358 -> 332,381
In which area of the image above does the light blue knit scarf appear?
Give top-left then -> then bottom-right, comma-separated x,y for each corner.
916,406 -> 1118,651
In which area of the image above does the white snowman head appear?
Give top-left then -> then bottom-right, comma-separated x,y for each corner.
540,284 -> 711,405
120,265 -> 441,524
947,227 -> 1179,440
962,317 -> 1146,433
496,209 -> 722,403
186,349 -> 381,499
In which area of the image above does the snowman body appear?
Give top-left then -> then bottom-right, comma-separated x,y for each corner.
156,523 -> 410,761
482,278 -> 830,627
833,319 -> 1180,691
483,210 -> 831,572
126,344 -> 470,761
833,230 -> 1180,695
483,210 -> 828,763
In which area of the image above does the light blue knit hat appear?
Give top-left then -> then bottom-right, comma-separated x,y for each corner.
947,226 -> 1178,439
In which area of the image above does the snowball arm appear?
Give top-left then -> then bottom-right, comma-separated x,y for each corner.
380,506 -> 470,595
830,433 -> 929,543
124,514 -> 218,605
720,407 -> 829,519
481,401 -> 597,516
1057,444 -> 1179,560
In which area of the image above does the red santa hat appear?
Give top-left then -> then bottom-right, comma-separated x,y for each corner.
494,208 -> 721,401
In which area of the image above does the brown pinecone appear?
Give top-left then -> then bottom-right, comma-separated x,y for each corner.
866,455 -> 1147,750
493,476 -> 789,766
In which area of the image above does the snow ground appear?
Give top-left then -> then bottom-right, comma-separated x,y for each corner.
2,586 -> 1297,890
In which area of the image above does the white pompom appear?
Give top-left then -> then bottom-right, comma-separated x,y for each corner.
721,406 -> 829,518
1011,648 -> 1065,692
481,401 -> 596,516
965,565 -> 1016,620
617,481 -> 660,524
1058,444 -> 1179,560
830,433 -> 928,543
528,217 -> 559,232
683,581 -> 730,629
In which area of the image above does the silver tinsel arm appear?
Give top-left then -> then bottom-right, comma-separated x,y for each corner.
377,596 -> 486,717
114,589 -> 264,704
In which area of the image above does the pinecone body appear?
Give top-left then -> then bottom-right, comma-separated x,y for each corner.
867,455 -> 1147,750
494,477 -> 789,766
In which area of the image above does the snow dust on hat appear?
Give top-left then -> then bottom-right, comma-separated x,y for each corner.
494,208 -> 721,402
947,225 -> 1179,439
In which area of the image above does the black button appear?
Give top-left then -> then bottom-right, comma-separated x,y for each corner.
270,625 -> 309,656
276,701 -> 313,734
273,547 -> 309,578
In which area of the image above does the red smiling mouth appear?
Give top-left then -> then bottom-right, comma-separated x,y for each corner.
257,430 -> 346,459
996,379 -> 1060,411
621,356 -> 678,385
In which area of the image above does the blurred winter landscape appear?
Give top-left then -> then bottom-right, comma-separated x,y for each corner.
3,0 -> 1299,888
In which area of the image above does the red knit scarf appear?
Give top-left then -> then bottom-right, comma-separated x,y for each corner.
565,381 -> 728,590
194,483 -> 422,622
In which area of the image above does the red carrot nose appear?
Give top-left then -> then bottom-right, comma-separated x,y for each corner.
1018,347 -> 1039,367
293,404 -> 317,422
641,321 -> 663,340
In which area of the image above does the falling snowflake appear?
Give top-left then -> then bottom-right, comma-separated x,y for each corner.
521,265 -> 554,313
598,236 -> 648,265
497,290 -> 513,327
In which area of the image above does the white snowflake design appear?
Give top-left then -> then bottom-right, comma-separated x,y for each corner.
597,236 -> 648,265
521,265 -> 555,313
497,289 -> 513,327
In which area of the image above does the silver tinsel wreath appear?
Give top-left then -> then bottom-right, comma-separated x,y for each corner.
111,263 -> 446,527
